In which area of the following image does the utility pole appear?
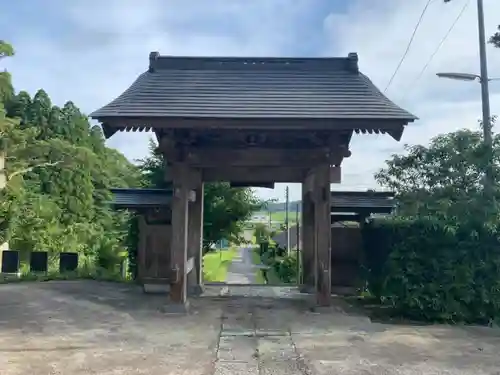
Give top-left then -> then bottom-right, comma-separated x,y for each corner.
445,0 -> 493,196
285,186 -> 290,255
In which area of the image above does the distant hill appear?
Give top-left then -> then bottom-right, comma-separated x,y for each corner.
265,200 -> 302,213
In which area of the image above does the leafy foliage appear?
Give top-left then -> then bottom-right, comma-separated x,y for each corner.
253,223 -> 271,244
271,255 -> 298,284
375,128 -> 500,220
491,25 -> 500,48
366,127 -> 500,324
203,182 -> 262,250
125,216 -> 139,279
259,245 -> 297,284
1,40 -> 142,269
362,217 -> 500,324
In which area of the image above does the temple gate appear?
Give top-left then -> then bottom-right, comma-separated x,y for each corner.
92,52 -> 415,310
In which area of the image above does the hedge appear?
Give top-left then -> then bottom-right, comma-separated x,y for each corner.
362,217 -> 500,324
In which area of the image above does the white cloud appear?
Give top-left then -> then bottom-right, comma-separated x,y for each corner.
3,0 -> 500,201
325,0 -> 500,194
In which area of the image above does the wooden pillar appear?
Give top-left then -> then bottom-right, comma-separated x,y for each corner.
300,184 -> 315,292
312,163 -> 332,306
137,216 -> 147,283
169,163 -> 190,307
187,172 -> 204,295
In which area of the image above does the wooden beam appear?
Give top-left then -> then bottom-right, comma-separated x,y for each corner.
162,147 -> 330,167
189,148 -> 329,168
187,172 -> 204,294
203,167 -> 308,183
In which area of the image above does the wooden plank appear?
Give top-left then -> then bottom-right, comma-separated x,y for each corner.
194,183 -> 204,287
203,167 -> 308,183
187,172 -> 203,290
153,225 -> 172,279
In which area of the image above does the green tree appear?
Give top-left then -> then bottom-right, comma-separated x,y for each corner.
0,41 -> 14,103
375,127 -> 500,223
1,40 -> 143,270
138,140 -> 263,252
253,222 -> 270,244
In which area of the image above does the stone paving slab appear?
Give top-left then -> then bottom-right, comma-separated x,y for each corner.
214,361 -> 259,375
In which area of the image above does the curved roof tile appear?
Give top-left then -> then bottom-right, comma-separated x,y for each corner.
91,52 -> 417,126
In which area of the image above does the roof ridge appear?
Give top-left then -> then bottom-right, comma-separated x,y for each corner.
148,52 -> 359,73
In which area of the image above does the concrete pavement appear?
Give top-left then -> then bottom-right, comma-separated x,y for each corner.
1,281 -> 500,374
225,246 -> 258,284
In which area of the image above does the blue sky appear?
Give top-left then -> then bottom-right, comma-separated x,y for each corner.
2,0 -> 500,201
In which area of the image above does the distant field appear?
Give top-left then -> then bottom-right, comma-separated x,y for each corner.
203,248 -> 236,282
254,211 -> 301,223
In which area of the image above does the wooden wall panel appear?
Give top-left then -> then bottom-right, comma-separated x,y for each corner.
330,226 -> 363,288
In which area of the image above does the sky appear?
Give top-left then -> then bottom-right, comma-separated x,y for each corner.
1,0 -> 500,202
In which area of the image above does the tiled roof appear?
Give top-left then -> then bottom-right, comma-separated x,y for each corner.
330,191 -> 395,213
91,53 -> 417,127
109,188 -> 172,208
272,225 -> 299,250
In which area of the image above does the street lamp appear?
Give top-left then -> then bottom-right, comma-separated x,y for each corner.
442,0 -> 494,197
436,72 -> 500,82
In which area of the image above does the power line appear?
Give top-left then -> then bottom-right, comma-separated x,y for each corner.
402,0 -> 470,101
383,0 -> 433,93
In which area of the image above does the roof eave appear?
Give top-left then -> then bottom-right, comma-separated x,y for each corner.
93,116 -> 416,140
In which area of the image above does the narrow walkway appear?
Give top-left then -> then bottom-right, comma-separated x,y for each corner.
225,246 -> 257,284
214,295 -> 309,375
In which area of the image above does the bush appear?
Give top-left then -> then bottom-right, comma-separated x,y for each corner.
272,255 -> 298,284
275,245 -> 287,257
362,217 -> 500,324
260,246 -> 298,284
